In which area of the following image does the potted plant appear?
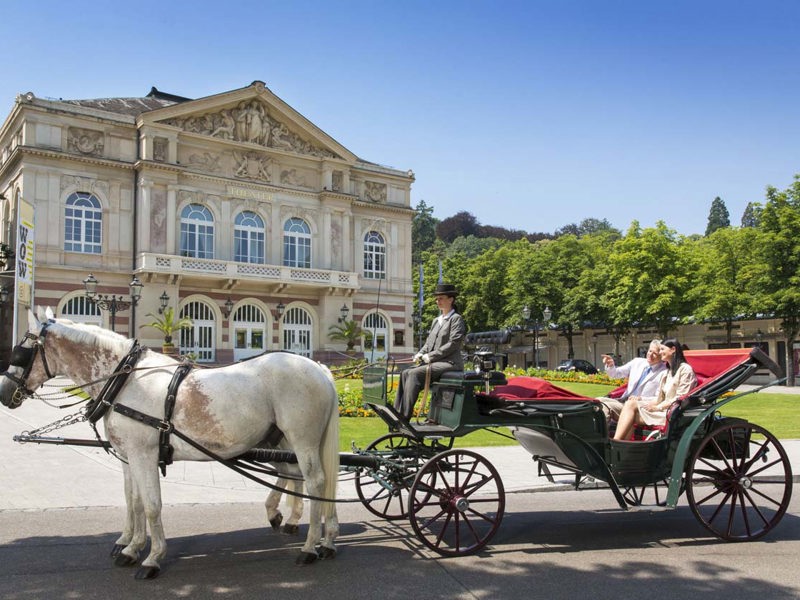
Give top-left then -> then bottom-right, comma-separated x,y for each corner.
141,307 -> 193,355
328,319 -> 372,354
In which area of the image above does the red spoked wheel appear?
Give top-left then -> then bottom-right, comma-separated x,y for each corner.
686,422 -> 792,541
409,449 -> 505,556
355,433 -> 444,520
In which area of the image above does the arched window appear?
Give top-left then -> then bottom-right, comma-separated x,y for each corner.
179,300 -> 216,362
282,306 -> 312,357
64,192 -> 102,254
180,204 -> 214,259
282,217 -> 311,268
363,312 -> 389,361
59,295 -> 102,326
234,211 -> 265,263
363,231 -> 386,279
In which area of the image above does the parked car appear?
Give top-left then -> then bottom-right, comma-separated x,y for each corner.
555,359 -> 598,374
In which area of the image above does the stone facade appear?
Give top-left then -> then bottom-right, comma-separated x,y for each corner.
0,81 -> 416,364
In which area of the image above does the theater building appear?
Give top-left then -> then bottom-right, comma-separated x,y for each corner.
0,81 -> 416,365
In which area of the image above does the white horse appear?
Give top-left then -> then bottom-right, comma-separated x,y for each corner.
0,310 -> 339,578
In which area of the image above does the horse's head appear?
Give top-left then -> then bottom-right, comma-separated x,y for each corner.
0,308 -> 56,409
1,308 -> 135,409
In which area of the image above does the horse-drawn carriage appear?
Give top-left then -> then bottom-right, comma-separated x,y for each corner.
354,346 -> 793,556
1,312 -> 794,577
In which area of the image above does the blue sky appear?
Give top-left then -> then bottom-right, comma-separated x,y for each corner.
3,0 -> 798,236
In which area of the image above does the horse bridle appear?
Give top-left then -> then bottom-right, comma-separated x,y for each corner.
2,322 -> 55,406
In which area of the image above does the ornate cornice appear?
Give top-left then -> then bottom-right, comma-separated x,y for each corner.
11,145 -> 135,170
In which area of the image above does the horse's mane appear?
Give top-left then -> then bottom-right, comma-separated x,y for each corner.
52,319 -> 133,354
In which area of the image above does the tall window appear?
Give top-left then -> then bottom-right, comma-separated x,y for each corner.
363,231 -> 386,279
179,301 -> 215,362
180,204 -> 214,258
64,192 -> 102,254
234,211 -> 265,263
282,306 -> 312,357
283,217 -> 311,268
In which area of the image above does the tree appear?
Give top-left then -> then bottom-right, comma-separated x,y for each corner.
411,199 -> 438,265
328,319 -> 371,352
757,174 -> 800,385
705,196 -> 731,236
688,227 -> 762,346
741,201 -> 762,228
602,221 -> 693,340
436,211 -> 480,243
141,307 -> 193,352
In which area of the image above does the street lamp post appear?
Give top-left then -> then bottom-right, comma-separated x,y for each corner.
522,305 -> 552,369
83,273 -> 143,333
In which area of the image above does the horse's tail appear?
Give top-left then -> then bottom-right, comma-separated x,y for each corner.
320,378 -> 340,518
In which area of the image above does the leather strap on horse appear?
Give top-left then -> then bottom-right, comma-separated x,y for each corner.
85,341 -> 144,424
157,362 -> 193,475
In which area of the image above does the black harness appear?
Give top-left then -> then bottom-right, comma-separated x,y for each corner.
2,326 -> 56,407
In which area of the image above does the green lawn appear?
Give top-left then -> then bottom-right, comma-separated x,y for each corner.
336,378 -> 800,452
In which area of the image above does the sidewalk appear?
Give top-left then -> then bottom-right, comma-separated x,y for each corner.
2,386 -> 799,511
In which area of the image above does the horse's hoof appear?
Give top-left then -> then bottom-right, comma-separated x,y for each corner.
282,523 -> 299,535
269,513 -> 283,531
114,552 -> 138,568
317,546 -> 336,560
295,551 -> 318,566
135,565 -> 161,580
110,544 -> 125,558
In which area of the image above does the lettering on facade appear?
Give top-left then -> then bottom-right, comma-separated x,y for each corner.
227,186 -> 273,202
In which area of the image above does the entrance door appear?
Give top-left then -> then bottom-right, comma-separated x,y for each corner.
282,306 -> 312,357
232,304 -> 266,361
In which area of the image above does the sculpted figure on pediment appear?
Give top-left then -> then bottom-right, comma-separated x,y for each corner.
234,151 -> 272,182
163,100 -> 338,158
67,127 -> 104,157
364,181 -> 387,203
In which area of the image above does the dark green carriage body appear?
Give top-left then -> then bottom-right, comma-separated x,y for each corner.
363,347 -> 785,501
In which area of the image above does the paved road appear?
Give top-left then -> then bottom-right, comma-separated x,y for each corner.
2,388 -> 799,599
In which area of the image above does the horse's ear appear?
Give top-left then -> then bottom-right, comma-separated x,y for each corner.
36,306 -> 48,323
45,306 -> 55,321
28,309 -> 41,331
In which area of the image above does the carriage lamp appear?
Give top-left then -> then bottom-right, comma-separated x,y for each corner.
338,304 -> 350,323
223,297 -> 234,319
158,291 -> 170,314
82,273 -> 144,332
275,301 -> 286,320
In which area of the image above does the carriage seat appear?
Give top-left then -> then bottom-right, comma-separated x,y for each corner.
437,370 -> 507,386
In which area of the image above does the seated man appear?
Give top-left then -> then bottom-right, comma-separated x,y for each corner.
394,283 -> 466,420
598,339 -> 666,425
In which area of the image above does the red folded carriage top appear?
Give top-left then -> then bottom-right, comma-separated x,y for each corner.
488,376 -> 591,402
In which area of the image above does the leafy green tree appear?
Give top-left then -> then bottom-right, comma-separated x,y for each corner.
741,201 -> 762,228
688,227 -> 762,346
411,199 -> 438,265
757,175 -> 800,385
459,242 -> 516,331
705,196 -> 731,236
602,221 -> 692,339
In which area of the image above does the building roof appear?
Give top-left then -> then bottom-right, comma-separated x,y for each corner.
61,87 -> 191,117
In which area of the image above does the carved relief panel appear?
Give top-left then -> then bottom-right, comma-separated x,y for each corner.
364,181 -> 387,203
67,127 -> 104,157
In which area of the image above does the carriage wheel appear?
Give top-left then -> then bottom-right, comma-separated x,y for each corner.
355,433 -> 444,520
686,422 -> 792,541
408,449 -> 505,556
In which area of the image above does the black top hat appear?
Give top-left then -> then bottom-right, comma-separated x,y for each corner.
433,283 -> 459,297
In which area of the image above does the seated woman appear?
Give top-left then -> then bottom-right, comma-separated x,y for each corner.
394,283 -> 466,420
613,339 -> 697,441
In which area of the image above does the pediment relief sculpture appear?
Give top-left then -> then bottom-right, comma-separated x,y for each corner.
188,152 -> 222,172
67,127 -> 104,157
364,181 -> 387,203
280,168 -> 312,189
162,100 -> 338,159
